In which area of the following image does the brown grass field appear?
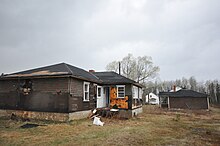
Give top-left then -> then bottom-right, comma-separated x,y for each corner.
0,105 -> 220,146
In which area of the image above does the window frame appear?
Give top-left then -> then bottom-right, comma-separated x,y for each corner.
97,86 -> 102,98
139,88 -> 143,99
132,86 -> 139,99
117,85 -> 125,98
83,82 -> 90,101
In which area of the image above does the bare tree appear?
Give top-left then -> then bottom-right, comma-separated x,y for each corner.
121,53 -> 136,80
189,76 -> 197,91
182,77 -> 189,89
106,61 -> 119,73
136,56 -> 159,83
106,53 -> 160,83
216,83 -> 220,103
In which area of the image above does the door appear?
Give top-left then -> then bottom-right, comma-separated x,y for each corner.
96,86 -> 107,108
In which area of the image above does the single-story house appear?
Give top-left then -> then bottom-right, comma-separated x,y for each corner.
0,63 -> 143,121
159,89 -> 209,110
146,92 -> 159,105
92,72 -> 143,117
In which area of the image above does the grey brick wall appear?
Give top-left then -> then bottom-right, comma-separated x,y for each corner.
0,80 -> 18,92
69,78 -> 83,97
169,97 -> 208,109
33,78 -> 68,92
68,79 -> 96,112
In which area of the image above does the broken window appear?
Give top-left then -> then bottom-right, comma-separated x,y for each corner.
20,79 -> 32,95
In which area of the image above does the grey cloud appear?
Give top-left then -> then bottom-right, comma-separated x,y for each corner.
0,0 -> 219,81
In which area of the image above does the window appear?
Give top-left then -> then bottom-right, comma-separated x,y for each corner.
132,86 -> 138,99
139,89 -> 143,99
20,79 -> 32,95
83,82 -> 90,101
117,85 -> 125,98
97,86 -> 101,98
103,87 -> 106,94
150,98 -> 156,102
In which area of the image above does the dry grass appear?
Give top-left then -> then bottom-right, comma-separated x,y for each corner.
0,105 -> 220,146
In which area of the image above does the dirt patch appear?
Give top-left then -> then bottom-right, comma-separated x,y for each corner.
20,123 -> 46,129
0,105 -> 220,146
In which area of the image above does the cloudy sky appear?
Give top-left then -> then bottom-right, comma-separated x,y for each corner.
0,0 -> 219,81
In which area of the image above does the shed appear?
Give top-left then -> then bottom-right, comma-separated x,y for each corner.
159,89 -> 209,110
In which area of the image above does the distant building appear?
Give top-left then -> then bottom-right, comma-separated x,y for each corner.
146,93 -> 159,105
159,89 -> 209,109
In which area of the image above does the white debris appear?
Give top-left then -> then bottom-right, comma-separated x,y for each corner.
92,109 -> 97,114
93,116 -> 104,126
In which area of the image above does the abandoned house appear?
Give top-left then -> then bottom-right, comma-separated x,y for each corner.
159,89 -> 209,110
92,72 -> 143,117
0,63 -> 143,121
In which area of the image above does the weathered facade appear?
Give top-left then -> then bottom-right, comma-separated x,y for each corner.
93,72 -> 143,118
0,63 -> 101,121
0,76 -> 98,113
159,89 -> 209,110
0,77 -> 69,113
0,63 -> 143,121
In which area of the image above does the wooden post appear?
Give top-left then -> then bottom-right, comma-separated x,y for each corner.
207,97 -> 210,110
168,97 -> 170,109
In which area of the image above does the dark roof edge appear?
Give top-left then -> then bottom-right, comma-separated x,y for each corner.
0,74 -> 102,84
93,71 -> 144,87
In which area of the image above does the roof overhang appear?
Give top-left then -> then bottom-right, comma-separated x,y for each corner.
0,74 -> 102,84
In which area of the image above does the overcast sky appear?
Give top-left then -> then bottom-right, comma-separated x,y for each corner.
0,0 -> 219,81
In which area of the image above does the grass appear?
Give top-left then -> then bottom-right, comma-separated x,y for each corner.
0,105 -> 220,146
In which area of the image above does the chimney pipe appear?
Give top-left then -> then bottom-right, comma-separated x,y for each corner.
119,62 -> 121,75
173,85 -> 176,92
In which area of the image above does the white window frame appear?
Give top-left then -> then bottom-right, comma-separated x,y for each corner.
132,86 -> 139,99
103,87 -> 106,95
117,85 -> 125,98
97,86 -> 102,98
83,82 -> 90,101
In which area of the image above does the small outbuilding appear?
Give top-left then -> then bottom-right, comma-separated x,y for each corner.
159,89 -> 209,110
146,92 -> 159,105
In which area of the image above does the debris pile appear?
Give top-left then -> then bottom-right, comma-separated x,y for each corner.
93,117 -> 104,126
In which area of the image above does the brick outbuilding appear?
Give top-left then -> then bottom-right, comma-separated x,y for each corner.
159,89 -> 209,110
